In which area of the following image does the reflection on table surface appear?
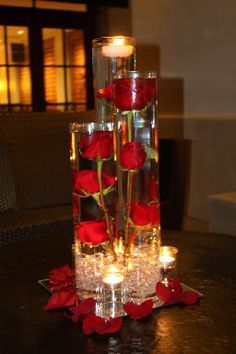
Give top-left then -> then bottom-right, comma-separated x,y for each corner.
0,229 -> 236,354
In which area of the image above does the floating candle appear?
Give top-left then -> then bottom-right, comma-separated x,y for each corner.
102,37 -> 134,58
103,264 -> 124,285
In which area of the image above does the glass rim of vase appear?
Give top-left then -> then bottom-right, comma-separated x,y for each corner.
114,70 -> 157,79
92,36 -> 136,48
160,245 -> 179,256
69,121 -> 113,133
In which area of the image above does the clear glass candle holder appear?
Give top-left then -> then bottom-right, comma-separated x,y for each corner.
101,263 -> 125,318
159,246 -> 178,285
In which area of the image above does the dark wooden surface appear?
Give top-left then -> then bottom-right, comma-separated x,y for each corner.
0,229 -> 236,354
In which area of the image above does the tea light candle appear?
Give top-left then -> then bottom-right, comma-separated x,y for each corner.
103,264 -> 124,286
102,37 -> 134,58
159,246 -> 178,270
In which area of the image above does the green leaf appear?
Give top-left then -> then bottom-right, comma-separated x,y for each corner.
91,185 -> 114,204
144,144 -> 157,160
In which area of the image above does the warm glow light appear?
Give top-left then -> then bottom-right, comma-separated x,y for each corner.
159,246 -> 178,269
0,77 -> 7,104
102,37 -> 134,58
70,132 -> 76,162
114,238 -> 124,256
102,264 -> 124,285
17,30 -> 24,35
113,38 -> 124,46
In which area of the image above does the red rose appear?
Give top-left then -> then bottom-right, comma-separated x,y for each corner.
120,142 -> 146,170
130,202 -> 160,226
75,220 -> 109,245
113,77 -> 157,111
73,170 -> 115,195
80,131 -> 113,159
96,84 -> 113,100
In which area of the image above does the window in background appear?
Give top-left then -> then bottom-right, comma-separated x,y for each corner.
0,25 -> 32,112
42,28 -> 86,112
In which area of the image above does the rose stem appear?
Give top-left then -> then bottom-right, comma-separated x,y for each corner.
127,112 -> 133,142
124,170 -> 134,248
124,111 -> 134,247
97,158 -> 116,259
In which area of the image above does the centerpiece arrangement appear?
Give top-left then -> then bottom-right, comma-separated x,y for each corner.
43,36 -> 201,333
70,37 -> 162,316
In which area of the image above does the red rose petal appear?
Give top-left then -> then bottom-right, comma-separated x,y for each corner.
82,314 -> 105,335
49,264 -> 75,283
96,317 -> 123,335
168,279 -> 184,301
156,282 -> 173,303
182,290 -> 199,305
96,84 -> 113,100
77,298 -> 96,318
123,300 -> 153,320
44,289 -> 80,311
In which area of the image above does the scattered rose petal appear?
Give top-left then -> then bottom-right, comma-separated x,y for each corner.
49,265 -> 75,283
49,265 -> 75,291
156,282 -> 173,303
44,289 -> 80,311
96,317 -> 123,335
77,298 -> 96,318
168,278 -> 184,301
82,314 -> 105,335
182,290 -> 199,305
123,300 -> 153,320
64,309 -> 80,323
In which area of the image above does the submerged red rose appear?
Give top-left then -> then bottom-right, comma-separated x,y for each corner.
96,84 -> 113,100
113,77 -> 157,111
120,141 -> 146,170
130,202 -> 160,226
75,220 -> 109,245
80,131 -> 113,159
73,170 -> 115,195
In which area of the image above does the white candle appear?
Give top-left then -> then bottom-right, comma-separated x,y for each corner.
102,38 -> 134,58
159,254 -> 175,269
103,264 -> 124,285
159,246 -> 178,270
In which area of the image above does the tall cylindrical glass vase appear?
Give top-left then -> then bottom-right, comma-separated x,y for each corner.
113,71 -> 162,302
